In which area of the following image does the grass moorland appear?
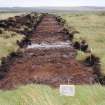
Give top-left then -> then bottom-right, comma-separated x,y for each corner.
0,12 -> 105,105
0,12 -> 25,20
61,12 -> 105,75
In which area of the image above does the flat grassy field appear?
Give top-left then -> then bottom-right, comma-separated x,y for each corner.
0,84 -> 105,105
61,12 -> 105,74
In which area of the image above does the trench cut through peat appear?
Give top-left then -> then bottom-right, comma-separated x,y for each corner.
0,14 -> 96,89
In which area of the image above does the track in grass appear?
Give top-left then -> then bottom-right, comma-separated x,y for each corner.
0,14 -> 96,89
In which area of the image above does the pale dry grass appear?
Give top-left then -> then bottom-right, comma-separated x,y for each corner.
0,12 -> 25,20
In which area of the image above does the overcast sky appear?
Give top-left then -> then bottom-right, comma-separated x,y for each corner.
0,0 -> 105,7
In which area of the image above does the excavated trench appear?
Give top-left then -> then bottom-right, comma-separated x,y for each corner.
0,14 -> 98,89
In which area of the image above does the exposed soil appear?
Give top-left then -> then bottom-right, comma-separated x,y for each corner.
0,14 -> 97,89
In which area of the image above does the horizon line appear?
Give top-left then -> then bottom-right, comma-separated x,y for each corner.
0,6 -> 105,8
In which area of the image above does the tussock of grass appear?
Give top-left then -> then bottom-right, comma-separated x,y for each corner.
76,51 -> 89,61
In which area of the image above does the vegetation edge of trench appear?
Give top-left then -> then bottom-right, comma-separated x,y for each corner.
58,14 -> 105,85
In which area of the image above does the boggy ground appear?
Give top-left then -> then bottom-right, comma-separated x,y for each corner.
0,14 -> 96,89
